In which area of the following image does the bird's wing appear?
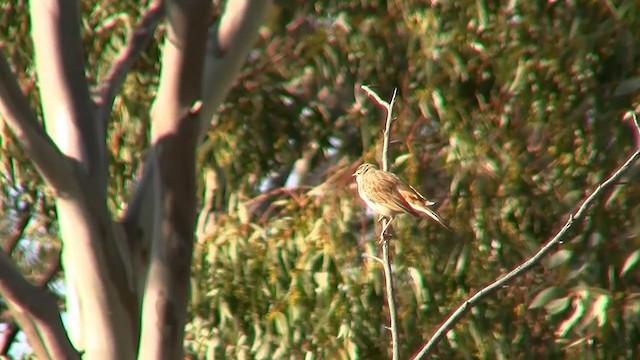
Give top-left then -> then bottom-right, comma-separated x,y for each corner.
406,183 -> 436,206
398,187 -> 450,229
363,173 -> 421,216
391,187 -> 422,217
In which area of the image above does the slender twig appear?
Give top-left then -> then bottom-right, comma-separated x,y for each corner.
363,253 -> 384,265
0,252 -> 78,359
95,0 -> 164,128
0,322 -> 19,355
0,251 -> 61,356
380,234 -> 398,360
413,113 -> 640,359
2,206 -> 32,255
362,85 -> 400,360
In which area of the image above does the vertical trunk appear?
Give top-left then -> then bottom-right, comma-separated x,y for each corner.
137,0 -> 210,358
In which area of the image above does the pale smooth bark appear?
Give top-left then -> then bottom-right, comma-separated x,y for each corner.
0,252 -> 78,359
30,1 -> 137,358
0,0 -> 270,357
137,0 -> 210,357
123,0 -> 271,273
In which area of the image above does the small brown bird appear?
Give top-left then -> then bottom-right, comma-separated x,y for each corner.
353,163 -> 450,230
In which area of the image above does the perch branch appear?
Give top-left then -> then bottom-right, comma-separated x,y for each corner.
413,113 -> 640,359
362,85 -> 400,360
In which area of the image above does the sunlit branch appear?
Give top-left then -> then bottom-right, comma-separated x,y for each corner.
0,52 -> 75,197
362,85 -> 400,360
96,0 -> 164,128
413,112 -> 640,359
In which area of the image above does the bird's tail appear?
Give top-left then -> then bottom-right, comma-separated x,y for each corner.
418,205 -> 451,231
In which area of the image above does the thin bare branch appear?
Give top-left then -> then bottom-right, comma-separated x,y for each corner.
0,252 -> 79,359
2,205 -> 32,255
5,310 -> 50,359
0,251 -> 61,356
96,0 -> 164,128
380,231 -> 399,360
413,114 -> 640,359
361,85 -> 397,171
382,89 -> 398,173
363,252 -> 383,265
363,85 -> 400,360
0,322 -> 19,356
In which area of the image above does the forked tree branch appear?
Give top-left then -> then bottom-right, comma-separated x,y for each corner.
0,252 -> 78,359
361,85 -> 400,360
122,0 -> 270,287
0,52 -> 75,196
0,251 -> 62,356
413,113 -> 640,359
96,0 -> 164,128
30,0 -> 107,195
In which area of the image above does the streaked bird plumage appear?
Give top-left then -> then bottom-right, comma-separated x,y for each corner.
353,163 -> 449,230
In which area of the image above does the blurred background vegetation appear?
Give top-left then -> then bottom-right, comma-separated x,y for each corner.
2,0 -> 640,358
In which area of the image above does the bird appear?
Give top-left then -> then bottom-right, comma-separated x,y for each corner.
353,163 -> 450,232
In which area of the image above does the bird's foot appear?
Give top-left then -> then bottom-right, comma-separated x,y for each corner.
378,231 -> 393,244
379,219 -> 393,243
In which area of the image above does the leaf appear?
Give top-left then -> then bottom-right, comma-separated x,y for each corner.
557,297 -> 585,337
547,249 -> 573,268
337,323 -> 349,340
407,267 -> 426,304
529,286 -> 561,309
313,272 -> 329,293
393,153 -> 413,167
620,250 -> 640,277
590,294 -> 610,327
546,296 -> 571,315
272,311 -> 289,338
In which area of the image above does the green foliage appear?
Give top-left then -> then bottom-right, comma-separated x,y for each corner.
2,0 -> 640,358
186,0 -> 640,358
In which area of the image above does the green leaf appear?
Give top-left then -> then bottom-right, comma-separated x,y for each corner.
591,294 -> 610,327
547,249 -> 573,268
529,286 -> 561,309
558,297 -> 585,337
546,296 -> 571,315
620,250 -> 640,277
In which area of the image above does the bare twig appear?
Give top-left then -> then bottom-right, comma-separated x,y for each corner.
380,233 -> 398,360
362,85 -> 400,360
363,252 -> 383,265
413,112 -> 640,359
2,205 -> 32,255
96,0 -> 164,128
361,86 -> 398,171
